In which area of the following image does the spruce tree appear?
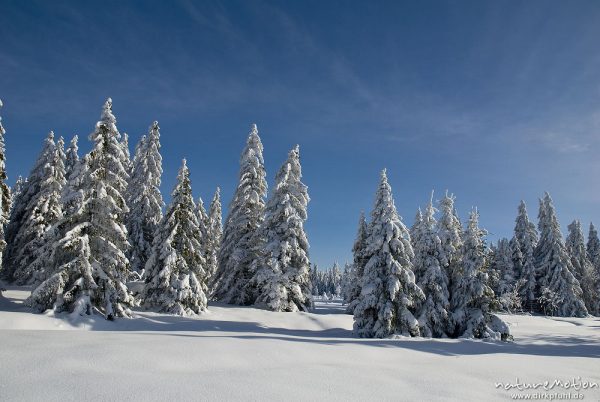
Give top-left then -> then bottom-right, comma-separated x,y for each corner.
142,160 -> 208,315
345,211 -> 369,313
414,198 -> 450,337
65,135 -> 79,180
353,170 -> 423,338
513,201 -> 538,311
0,100 -> 9,265
3,132 -> 65,284
206,187 -> 222,285
252,146 -> 312,312
452,209 -> 508,339
439,191 -> 463,320
120,132 -> 133,175
565,220 -> 596,314
9,176 -> 25,215
27,152 -> 96,316
28,99 -> 134,319
212,124 -> 267,304
495,238 -> 515,297
586,223 -> 600,315
126,122 -> 164,274
410,208 -> 423,248
534,193 -> 587,317
586,223 -> 600,270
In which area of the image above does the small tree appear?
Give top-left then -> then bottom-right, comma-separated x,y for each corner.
206,187 -> 223,286
345,212 -> 369,313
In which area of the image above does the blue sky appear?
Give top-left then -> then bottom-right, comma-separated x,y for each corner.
1,0 -> 600,268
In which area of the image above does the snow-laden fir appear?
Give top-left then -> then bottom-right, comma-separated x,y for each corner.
126,121 -> 164,275
438,191 -> 464,330
2,132 -> 65,285
513,200 -> 538,312
212,124 -> 267,305
251,146 -> 312,312
451,209 -> 508,339
64,135 -> 79,181
142,159 -> 208,315
412,196 -> 451,338
565,220 -> 597,314
205,187 -> 222,289
27,99 -> 134,319
344,212 -> 368,314
353,169 -> 424,338
534,193 -> 587,317
0,100 -> 9,265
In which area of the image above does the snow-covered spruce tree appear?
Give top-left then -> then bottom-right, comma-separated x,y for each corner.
3,132 -> 65,284
586,223 -> 600,315
251,146 -> 312,312
509,236 -> 523,282
196,197 -> 209,243
410,208 -> 423,249
28,99 -> 134,319
0,100 -> 9,264
534,193 -> 587,317
78,99 -> 133,318
451,209 -> 509,339
413,198 -> 451,338
345,211 -> 369,313
491,238 -> 523,313
64,135 -> 79,181
341,262 -> 354,303
330,262 -> 342,296
142,160 -> 208,315
309,263 -> 319,296
587,223 -> 600,270
120,132 -> 132,176
565,220 -> 597,314
353,170 -> 424,338
26,150 -> 96,315
126,122 -> 164,275
212,124 -> 267,304
9,176 -> 25,215
439,191 -> 463,320
206,187 -> 222,285
513,201 -> 538,311
495,238 -> 515,297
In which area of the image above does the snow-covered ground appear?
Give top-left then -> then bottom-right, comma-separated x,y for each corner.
1,286 -> 599,401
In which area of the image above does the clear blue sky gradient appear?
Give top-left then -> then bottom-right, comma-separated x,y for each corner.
1,0 -> 600,269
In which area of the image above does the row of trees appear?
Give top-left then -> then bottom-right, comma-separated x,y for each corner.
0,99 -> 597,337
343,173 -> 599,339
487,201 -> 599,316
0,99 -> 312,319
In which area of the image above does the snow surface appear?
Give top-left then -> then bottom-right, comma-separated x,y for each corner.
1,286 -> 599,401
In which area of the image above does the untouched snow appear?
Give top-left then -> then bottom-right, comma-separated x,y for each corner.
1,286 -> 599,401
